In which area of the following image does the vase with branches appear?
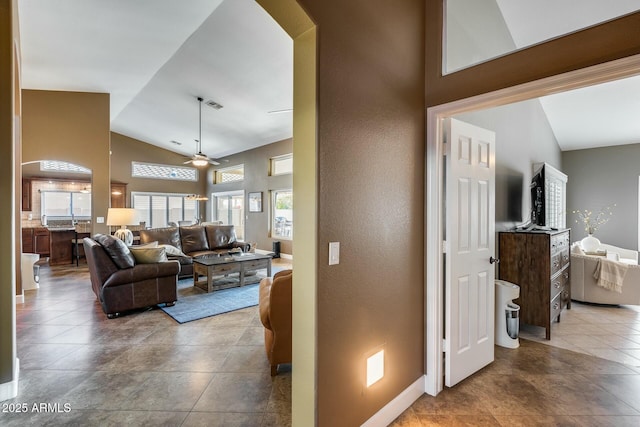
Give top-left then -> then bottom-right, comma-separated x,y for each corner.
572,204 -> 615,236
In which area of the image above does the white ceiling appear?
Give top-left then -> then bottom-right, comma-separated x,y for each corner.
17,1 -> 640,156
18,0 -> 292,160
495,0 -> 640,151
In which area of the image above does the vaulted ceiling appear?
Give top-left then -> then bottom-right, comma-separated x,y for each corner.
18,0 -> 292,162
18,0 -> 640,158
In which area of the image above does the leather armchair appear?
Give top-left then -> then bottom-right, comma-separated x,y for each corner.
259,269 -> 292,375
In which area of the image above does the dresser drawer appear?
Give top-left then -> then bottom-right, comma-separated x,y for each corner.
550,267 -> 568,299
551,293 -> 562,322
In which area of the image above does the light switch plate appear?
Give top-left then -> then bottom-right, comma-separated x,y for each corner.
97,216 -> 105,224
329,241 -> 340,265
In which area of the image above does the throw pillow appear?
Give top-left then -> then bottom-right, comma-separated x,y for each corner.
136,241 -> 158,249
571,244 -> 585,255
130,247 -> 168,264
93,233 -> 135,269
159,244 -> 187,257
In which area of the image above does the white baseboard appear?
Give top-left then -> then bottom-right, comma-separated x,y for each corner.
280,253 -> 293,260
0,358 -> 19,402
361,375 -> 425,427
15,293 -> 24,304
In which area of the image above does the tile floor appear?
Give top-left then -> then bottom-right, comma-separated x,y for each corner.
6,261 -> 640,427
393,302 -> 640,426
520,301 -> 640,368
2,259 -> 292,426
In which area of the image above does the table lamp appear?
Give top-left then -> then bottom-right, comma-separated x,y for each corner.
106,208 -> 138,246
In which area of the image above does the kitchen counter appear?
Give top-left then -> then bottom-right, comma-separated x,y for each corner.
49,229 -> 90,265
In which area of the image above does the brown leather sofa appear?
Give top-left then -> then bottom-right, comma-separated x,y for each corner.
259,269 -> 292,375
138,224 -> 249,279
84,234 -> 180,318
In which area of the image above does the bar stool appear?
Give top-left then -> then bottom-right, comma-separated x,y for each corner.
71,231 -> 85,266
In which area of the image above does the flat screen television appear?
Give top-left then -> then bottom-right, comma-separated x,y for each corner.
530,164 -> 545,227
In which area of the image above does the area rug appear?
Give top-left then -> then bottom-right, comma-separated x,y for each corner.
160,266 -> 284,323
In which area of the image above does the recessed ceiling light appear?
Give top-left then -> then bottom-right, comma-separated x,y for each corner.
170,140 -> 182,145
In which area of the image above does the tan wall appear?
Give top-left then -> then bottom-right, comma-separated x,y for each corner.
110,132 -> 207,218
208,138 -> 293,254
294,1 -> 426,425
1,0 -> 18,394
21,90 -> 110,235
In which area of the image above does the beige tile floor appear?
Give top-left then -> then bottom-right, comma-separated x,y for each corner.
520,301 -> 640,368
2,259 -> 292,426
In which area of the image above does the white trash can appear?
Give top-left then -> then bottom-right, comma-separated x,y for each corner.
495,279 -> 520,348
21,253 -> 40,290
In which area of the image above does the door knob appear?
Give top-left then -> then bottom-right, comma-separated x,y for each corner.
489,256 -> 500,264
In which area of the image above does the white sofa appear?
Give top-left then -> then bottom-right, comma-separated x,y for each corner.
571,244 -> 640,305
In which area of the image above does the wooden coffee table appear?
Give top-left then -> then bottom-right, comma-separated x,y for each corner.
192,254 -> 272,292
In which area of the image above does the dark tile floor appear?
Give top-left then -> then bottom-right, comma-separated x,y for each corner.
6,261 -> 640,426
2,261 -> 292,426
392,338 -> 640,426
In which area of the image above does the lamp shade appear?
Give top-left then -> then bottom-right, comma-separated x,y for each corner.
106,208 -> 138,226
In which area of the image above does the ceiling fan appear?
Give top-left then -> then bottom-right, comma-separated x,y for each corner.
184,97 -> 220,167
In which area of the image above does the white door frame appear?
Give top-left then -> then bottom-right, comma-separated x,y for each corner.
425,54 -> 640,396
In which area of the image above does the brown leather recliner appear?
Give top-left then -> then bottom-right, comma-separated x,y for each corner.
259,269 -> 292,375
84,235 -> 179,318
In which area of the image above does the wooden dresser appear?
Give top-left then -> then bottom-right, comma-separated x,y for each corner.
498,229 -> 571,340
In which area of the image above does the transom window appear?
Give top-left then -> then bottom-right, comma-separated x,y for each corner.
270,154 -> 293,176
40,160 -> 91,174
214,165 -> 244,183
132,192 -> 198,229
131,161 -> 198,181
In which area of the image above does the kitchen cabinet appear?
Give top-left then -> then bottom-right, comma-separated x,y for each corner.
111,183 -> 127,208
22,178 -> 32,211
22,228 -> 34,253
34,228 -> 50,256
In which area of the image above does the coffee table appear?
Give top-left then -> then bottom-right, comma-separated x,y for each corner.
192,253 -> 272,293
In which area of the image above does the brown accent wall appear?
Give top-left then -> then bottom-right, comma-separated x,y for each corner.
110,132 -> 207,218
208,138 -> 293,255
21,90 -> 111,235
295,1 -> 426,425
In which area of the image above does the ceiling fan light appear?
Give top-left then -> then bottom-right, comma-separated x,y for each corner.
192,158 -> 209,167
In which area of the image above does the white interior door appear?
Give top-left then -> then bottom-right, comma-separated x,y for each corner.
445,118 -> 496,387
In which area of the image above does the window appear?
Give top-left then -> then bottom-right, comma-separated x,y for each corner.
272,189 -> 293,239
132,192 -> 198,228
40,160 -> 91,174
270,154 -> 293,176
212,191 -> 245,240
214,165 -> 244,183
131,161 -> 198,181
41,191 -> 92,219
536,163 -> 567,229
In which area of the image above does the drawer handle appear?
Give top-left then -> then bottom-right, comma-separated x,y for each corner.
563,255 -> 569,261
553,303 -> 560,310
553,261 -> 560,268
554,282 -> 561,289
564,272 -> 569,279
